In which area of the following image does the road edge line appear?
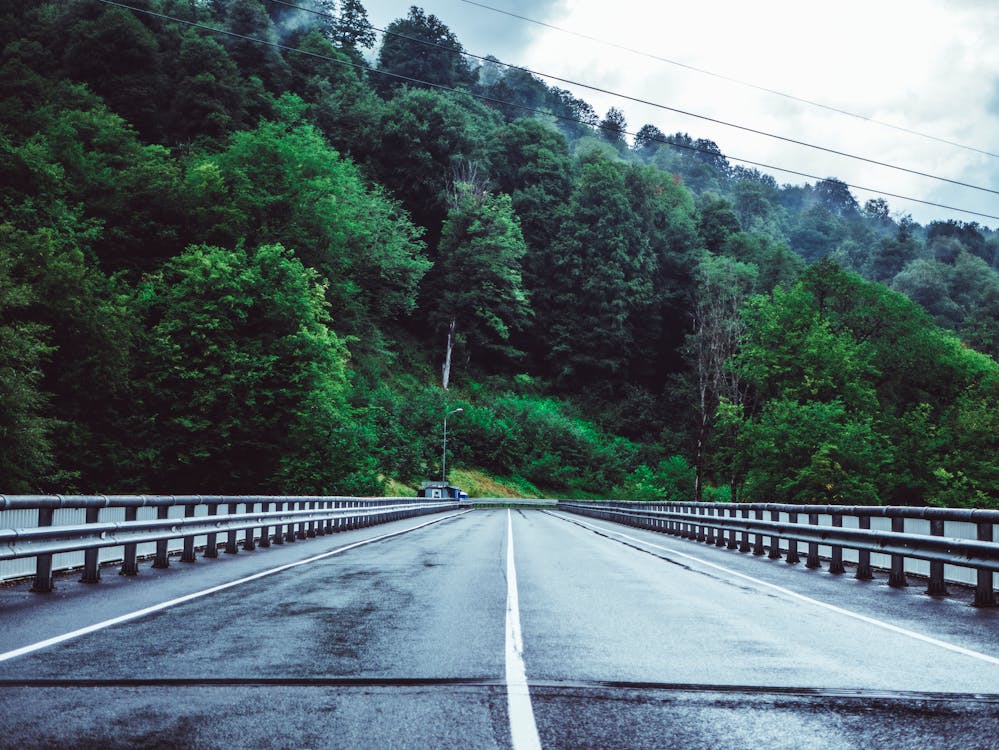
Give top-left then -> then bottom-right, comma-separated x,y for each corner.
0,510 -> 471,664
550,511 -> 999,667
506,509 -> 543,750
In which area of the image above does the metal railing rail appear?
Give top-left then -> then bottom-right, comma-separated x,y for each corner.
558,500 -> 999,607
0,495 -> 459,592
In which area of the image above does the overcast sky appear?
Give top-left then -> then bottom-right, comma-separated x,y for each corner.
359,0 -> 999,227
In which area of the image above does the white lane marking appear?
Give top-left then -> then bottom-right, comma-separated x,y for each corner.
0,511 -> 471,664
557,513 -> 999,667
506,509 -> 543,750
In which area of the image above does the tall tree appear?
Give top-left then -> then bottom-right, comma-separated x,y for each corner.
223,0 -> 292,91
186,100 -> 430,347
331,0 -> 376,54
136,242 -> 379,494
599,106 -> 627,149
373,87 -> 500,240
687,253 -> 757,500
376,6 -> 474,93
432,182 -> 532,374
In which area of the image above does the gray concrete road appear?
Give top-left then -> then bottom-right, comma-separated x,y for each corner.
0,508 -> 997,749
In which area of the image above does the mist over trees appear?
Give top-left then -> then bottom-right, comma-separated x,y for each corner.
2,0 -> 997,508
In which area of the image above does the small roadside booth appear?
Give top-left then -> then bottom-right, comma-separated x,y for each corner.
417,481 -> 467,501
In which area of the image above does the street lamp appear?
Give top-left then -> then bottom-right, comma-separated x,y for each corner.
442,407 -> 463,484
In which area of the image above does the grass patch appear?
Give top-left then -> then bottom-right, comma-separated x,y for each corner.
447,468 -> 543,499
382,476 -> 417,497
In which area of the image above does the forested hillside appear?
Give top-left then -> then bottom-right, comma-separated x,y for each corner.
2,0 -> 997,507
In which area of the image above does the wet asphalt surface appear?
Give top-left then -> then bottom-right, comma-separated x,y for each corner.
0,508 -> 997,749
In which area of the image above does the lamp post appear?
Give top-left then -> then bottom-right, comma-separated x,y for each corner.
442,407 -> 463,484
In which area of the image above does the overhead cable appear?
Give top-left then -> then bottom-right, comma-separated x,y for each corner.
90,0 -> 999,222
460,0 -> 999,161
266,0 -> 999,198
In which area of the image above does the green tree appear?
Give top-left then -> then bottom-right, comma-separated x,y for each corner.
169,31 -> 248,141
60,4 -> 167,139
330,0 -> 376,55
687,253 -> 757,499
223,0 -> 292,91
186,102 -> 430,346
137,242 -> 379,493
373,87 -> 500,238
433,183 -> 532,371
0,229 -> 56,492
599,106 -> 627,149
376,6 -> 474,93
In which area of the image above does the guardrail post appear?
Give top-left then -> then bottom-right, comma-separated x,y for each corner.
753,509 -> 765,556
316,501 -> 327,536
259,501 -> 272,547
974,521 -> 996,607
806,513 -> 821,569
704,506 -> 715,545
225,502 -> 239,554
785,512 -> 800,565
152,505 -> 170,568
888,516 -> 908,588
272,502 -> 285,544
243,500 -> 256,551
181,504 -> 197,563
285,501 -> 297,542
307,501 -> 317,538
768,510 -> 782,559
204,502 -> 220,557
30,507 -> 55,593
296,501 -> 308,539
696,506 -> 707,543
739,507 -> 751,553
828,514 -> 845,574
80,506 -> 101,583
121,506 -> 140,575
726,507 -> 738,549
855,516 -> 873,580
926,519 -> 947,596
325,501 -> 335,533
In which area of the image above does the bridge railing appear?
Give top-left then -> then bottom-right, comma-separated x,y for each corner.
558,500 -> 999,607
0,495 -> 459,592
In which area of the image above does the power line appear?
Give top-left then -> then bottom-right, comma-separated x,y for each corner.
91,0 -> 999,223
267,0 -> 999,199
460,0 -> 999,161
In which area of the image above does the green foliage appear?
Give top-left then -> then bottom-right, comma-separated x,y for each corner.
0,229 -> 56,491
136,242 -> 379,494
433,184 -> 532,366
186,103 -> 430,346
617,456 -> 696,502
372,87 -> 501,236
376,7 -> 474,93
725,261 -> 999,506
545,154 -> 699,388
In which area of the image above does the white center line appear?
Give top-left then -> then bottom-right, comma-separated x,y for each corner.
0,511 -> 470,664
559,513 -> 999,667
505,509 -> 543,750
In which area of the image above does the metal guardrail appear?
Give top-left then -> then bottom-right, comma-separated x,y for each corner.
0,495 -> 459,592
558,500 -> 999,607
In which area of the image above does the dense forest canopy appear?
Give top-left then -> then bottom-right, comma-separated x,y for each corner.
2,0 -> 998,507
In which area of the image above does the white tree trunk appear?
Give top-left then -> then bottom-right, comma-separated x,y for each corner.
442,318 -> 456,390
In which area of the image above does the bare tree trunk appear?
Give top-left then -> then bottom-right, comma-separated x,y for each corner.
442,318 -> 456,390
